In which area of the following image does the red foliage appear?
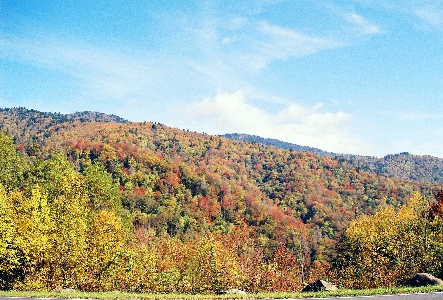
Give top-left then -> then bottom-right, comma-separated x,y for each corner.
343,181 -> 354,191
75,139 -> 91,152
91,142 -> 103,157
165,173 -> 180,189
198,195 -> 220,218
429,189 -> 443,219
132,185 -> 146,196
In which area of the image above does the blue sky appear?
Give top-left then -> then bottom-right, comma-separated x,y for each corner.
2,1 -> 443,157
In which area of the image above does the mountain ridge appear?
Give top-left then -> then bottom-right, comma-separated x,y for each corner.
0,107 -> 128,138
222,133 -> 337,157
2,107 -> 442,184
222,132 -> 443,183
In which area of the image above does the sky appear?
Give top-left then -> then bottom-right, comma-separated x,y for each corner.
1,0 -> 443,157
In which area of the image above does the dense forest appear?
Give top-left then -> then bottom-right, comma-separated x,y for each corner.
224,133 -> 443,183
222,133 -> 335,156
1,107 -> 443,293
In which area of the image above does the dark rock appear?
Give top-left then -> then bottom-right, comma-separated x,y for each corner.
410,273 -> 443,286
302,279 -> 338,292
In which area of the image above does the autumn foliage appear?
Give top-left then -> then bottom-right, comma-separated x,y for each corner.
332,192 -> 443,289
0,108 -> 442,292
0,132 -> 308,292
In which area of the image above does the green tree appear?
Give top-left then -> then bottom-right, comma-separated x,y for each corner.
0,184 -> 20,289
82,163 -> 121,212
0,132 -> 27,191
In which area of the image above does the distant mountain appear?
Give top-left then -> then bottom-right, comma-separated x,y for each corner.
2,107 -> 442,184
0,107 -> 128,125
0,107 -> 127,146
222,133 -> 336,156
223,133 -> 443,183
348,153 -> 443,183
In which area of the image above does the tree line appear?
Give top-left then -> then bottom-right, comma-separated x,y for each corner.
0,108 -> 442,292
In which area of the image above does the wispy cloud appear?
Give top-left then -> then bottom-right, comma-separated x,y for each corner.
1,35 -> 156,100
165,15 -> 342,107
256,21 -> 340,60
351,1 -> 443,33
415,5 -> 443,29
177,90 -> 367,154
177,5 -> 342,73
344,12 -> 382,35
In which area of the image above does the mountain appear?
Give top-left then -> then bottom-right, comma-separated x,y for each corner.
0,107 -> 128,124
0,107 -> 435,234
0,107 -> 127,142
345,153 -> 443,183
0,107 -> 128,153
222,133 -> 336,156
0,106 -> 441,292
223,133 -> 443,183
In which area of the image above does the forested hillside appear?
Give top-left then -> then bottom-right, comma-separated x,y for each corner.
348,153 -> 443,183
224,133 -> 443,183
0,107 -> 127,146
1,107 -> 442,292
222,133 -> 334,156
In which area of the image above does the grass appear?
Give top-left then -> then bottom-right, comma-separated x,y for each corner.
1,285 -> 443,299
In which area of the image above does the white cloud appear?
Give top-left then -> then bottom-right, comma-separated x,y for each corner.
326,3 -> 383,36
346,13 -> 382,34
222,37 -> 235,45
1,35 -> 156,100
178,90 -> 367,154
257,21 -> 340,59
180,8 -> 342,73
351,1 -> 443,32
415,5 -> 443,29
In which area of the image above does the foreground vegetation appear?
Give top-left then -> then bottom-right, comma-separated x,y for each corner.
1,285 -> 443,299
1,108 -> 443,293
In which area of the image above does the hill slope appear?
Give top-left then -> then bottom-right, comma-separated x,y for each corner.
222,133 -> 335,156
0,107 -> 127,144
0,107 -> 439,262
223,133 -> 443,183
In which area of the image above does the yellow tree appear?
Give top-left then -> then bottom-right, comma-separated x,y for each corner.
184,235 -> 242,294
0,184 -> 19,289
47,172 -> 89,290
332,192 -> 434,289
10,186 -> 53,290
24,152 -> 90,290
83,210 -> 125,291
424,190 -> 443,278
